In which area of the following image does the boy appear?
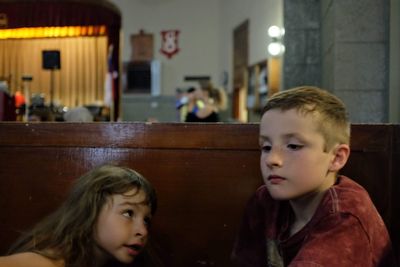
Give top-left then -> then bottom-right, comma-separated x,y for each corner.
232,86 -> 396,266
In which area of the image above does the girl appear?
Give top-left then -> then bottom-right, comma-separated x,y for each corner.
185,83 -> 227,122
0,164 -> 158,267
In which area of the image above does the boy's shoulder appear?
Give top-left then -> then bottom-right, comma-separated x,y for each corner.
251,176 -> 383,229
237,177 -> 395,266
326,175 -> 377,215
316,175 -> 386,234
252,175 -> 375,210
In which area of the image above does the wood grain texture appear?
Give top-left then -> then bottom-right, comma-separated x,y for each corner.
0,123 -> 398,265
392,125 -> 400,258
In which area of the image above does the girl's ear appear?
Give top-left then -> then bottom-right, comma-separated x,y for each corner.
329,144 -> 350,172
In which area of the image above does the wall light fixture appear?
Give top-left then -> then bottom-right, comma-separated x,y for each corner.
267,25 -> 285,57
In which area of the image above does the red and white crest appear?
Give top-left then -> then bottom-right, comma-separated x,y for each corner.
160,30 -> 180,59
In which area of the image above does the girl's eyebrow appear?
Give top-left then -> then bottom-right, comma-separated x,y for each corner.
118,200 -> 148,207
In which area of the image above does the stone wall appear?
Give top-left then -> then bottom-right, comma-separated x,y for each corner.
321,0 -> 389,123
284,0 -> 389,123
283,0 -> 321,89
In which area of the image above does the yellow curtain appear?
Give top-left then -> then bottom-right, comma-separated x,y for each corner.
0,36 -> 107,108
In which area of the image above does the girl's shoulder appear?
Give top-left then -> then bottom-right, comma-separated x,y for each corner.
0,252 -> 64,267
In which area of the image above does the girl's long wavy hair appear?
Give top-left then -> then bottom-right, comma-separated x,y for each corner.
8,164 -> 158,267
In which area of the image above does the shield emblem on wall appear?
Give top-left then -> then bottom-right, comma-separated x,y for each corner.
160,30 -> 180,59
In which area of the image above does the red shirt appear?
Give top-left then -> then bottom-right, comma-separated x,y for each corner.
232,176 -> 397,267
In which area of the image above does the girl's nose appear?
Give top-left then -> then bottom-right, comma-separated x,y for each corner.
134,220 -> 148,237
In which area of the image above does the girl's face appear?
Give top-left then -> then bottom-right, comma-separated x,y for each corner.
195,87 -> 205,99
93,188 -> 152,265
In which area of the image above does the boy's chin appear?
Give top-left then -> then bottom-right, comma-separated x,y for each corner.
270,194 -> 292,201
266,187 -> 294,201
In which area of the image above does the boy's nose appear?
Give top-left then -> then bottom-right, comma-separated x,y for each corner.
265,148 -> 283,168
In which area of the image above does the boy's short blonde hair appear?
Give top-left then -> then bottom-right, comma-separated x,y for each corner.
262,86 -> 350,151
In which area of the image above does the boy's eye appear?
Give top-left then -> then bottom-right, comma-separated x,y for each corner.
122,210 -> 134,218
287,144 -> 303,150
261,145 -> 271,152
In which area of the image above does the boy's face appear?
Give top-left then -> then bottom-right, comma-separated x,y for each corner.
93,188 -> 152,264
259,108 -> 338,200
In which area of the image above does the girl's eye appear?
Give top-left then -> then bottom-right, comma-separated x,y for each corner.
122,210 -> 134,218
287,144 -> 303,150
144,217 -> 152,228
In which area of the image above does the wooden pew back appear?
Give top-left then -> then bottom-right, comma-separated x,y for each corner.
0,123 -> 398,265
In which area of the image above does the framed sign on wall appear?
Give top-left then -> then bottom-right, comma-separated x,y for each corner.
130,30 -> 154,62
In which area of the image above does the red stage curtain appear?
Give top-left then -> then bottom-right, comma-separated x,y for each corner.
0,0 -> 121,119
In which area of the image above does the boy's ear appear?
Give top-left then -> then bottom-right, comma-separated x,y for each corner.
329,144 -> 350,172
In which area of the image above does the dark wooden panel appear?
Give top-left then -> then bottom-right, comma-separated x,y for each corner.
0,122 -> 259,149
0,123 -> 397,266
0,123 -> 262,266
392,125 -> 400,260
342,125 -> 392,226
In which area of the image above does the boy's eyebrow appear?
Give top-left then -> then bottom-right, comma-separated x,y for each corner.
282,133 -> 302,139
259,133 -> 305,142
259,135 -> 270,144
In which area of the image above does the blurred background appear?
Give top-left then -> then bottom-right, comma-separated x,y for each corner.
0,0 -> 399,123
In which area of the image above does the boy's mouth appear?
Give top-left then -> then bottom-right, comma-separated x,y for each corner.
268,175 -> 286,184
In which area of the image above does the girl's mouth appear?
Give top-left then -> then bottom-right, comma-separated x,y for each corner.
125,244 -> 143,256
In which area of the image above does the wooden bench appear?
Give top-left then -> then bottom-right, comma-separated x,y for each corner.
0,123 -> 398,266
